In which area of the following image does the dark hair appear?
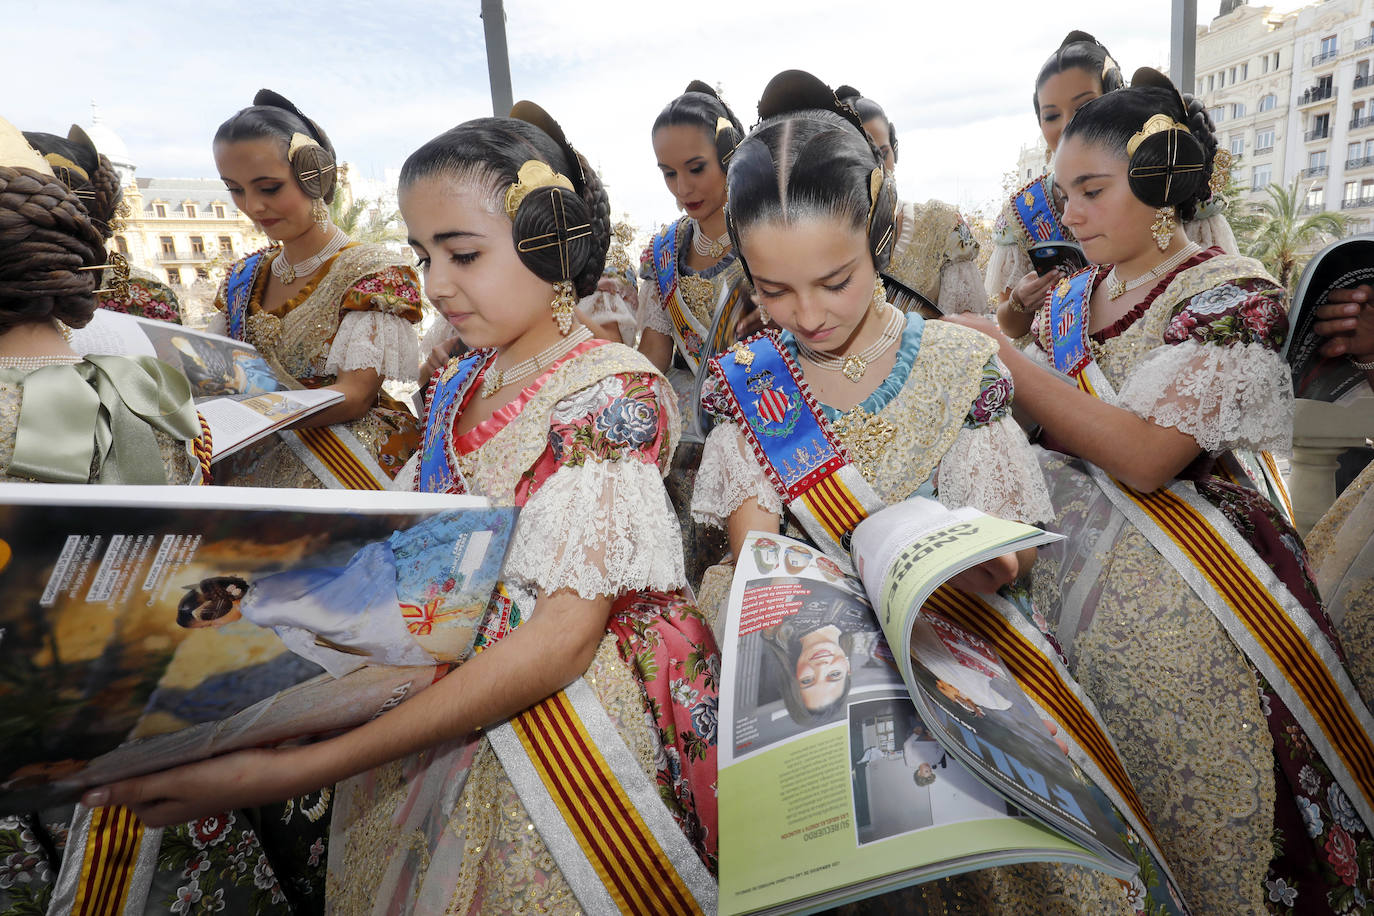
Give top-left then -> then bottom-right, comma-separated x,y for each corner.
0,166 -> 106,332
726,71 -> 899,275
399,106 -> 611,298
1060,76 -> 1216,220
761,622 -> 855,727
214,89 -> 338,204
652,80 -> 745,170
1033,30 -> 1125,116
836,85 -> 897,164
175,576 -> 250,628
23,127 -> 123,239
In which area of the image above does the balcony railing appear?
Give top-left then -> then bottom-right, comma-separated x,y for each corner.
1313,47 -> 1340,66
1254,144 -> 1275,155
1346,156 -> 1374,170
157,249 -> 211,263
1357,35 -> 1374,53
1353,115 -> 1374,130
1342,194 -> 1374,209
1357,74 -> 1374,91
1299,85 -> 1337,106
1300,202 -> 1327,214
1307,126 -> 1332,141
1302,165 -> 1330,178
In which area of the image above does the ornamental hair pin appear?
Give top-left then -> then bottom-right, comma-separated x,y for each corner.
1126,114 -> 1191,157
1209,148 -> 1235,199
84,252 -> 132,302
504,160 -> 575,220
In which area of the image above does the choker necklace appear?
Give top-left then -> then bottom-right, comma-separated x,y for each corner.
0,354 -> 83,371
1105,242 -> 1202,299
690,219 -> 731,259
271,227 -> 349,285
796,305 -> 905,383
481,325 -> 593,398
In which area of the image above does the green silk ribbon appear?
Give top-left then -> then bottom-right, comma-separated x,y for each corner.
6,355 -> 199,484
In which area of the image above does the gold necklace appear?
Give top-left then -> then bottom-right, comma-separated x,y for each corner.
690,219 -> 731,258
1105,242 -> 1201,299
795,306 -> 904,382
480,325 -> 592,398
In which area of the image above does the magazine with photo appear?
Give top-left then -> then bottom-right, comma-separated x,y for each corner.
718,498 -> 1138,915
1286,233 -> 1374,404
0,484 -> 517,812
68,309 -> 343,462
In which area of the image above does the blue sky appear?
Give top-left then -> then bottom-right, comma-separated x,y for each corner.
8,1 -> 1244,234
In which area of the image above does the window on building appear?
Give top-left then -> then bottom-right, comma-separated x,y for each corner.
1209,106 -> 1226,124
1231,136 -> 1245,156
1241,62 -> 1248,80
213,204 -> 225,219
1208,74 -> 1215,92
1197,79 -> 1204,95
1256,127 -> 1275,150
1319,74 -> 1334,95
1274,51 -> 1281,70
1360,60 -> 1371,80
153,203 -> 166,218
1347,181 -> 1359,203
1365,138 -> 1374,157
1321,34 -> 1338,58
219,235 -> 233,255
1218,70 -> 1226,89
1253,164 -> 1273,189
1233,102 -> 1246,118
1262,54 -> 1270,74
166,268 -> 181,285
1230,66 -> 1237,84
196,267 -> 209,281
1258,93 -> 1277,112
160,236 -> 175,255
1310,150 -> 1328,170
184,203 -> 196,219
190,235 -> 205,256
1314,112 -> 1331,136
114,236 -> 128,255
1363,178 -> 1374,199
1306,185 -> 1325,210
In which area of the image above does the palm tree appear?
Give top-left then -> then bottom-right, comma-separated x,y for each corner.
329,196 -> 405,246
1245,178 -> 1355,290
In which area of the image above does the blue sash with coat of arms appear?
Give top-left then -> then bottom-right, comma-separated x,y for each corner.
224,249 -> 268,341
417,350 -> 491,494
1012,175 -> 1068,244
1046,265 -> 1099,377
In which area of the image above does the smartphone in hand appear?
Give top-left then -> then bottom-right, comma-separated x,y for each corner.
1028,241 -> 1087,277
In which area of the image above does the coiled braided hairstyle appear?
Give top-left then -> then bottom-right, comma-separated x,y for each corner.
0,166 -> 106,333
399,103 -> 611,298
23,127 -> 123,239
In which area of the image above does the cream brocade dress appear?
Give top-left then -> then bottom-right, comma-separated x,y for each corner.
691,317 -> 1137,914
1307,457 -> 1374,708
885,199 -> 989,315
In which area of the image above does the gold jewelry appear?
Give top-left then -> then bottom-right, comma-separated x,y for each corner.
550,280 -> 578,335
796,304 -> 904,383
757,300 -> 771,325
690,219 -> 731,259
1105,241 -> 1201,299
54,319 -> 72,342
1350,353 -> 1374,371
1007,287 -> 1036,314
1209,148 -> 1234,199
0,354 -> 82,371
1126,114 -> 1191,157
504,160 -> 575,220
729,341 -> 754,369
871,276 -> 887,312
87,252 -> 131,302
831,404 -> 896,478
480,324 -> 592,397
271,226 -> 348,284
1150,208 -> 1176,251
311,197 -> 329,230
677,274 -> 716,324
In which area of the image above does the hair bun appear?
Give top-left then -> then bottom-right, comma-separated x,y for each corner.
1127,120 -> 1208,208
253,89 -> 333,154
509,100 -> 587,195
684,79 -> 719,99
757,70 -> 866,137
1060,29 -> 1100,47
835,84 -> 861,102
510,184 -> 597,289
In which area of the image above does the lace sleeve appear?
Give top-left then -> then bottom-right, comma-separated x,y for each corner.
637,275 -> 674,338
578,287 -> 638,344
1115,340 -> 1293,454
323,310 -> 421,381
503,456 -> 686,598
690,420 -> 783,528
938,420 -> 1053,523
937,259 -> 991,316
1184,209 -> 1239,256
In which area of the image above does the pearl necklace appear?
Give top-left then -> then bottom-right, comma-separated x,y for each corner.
271,227 -> 349,284
480,325 -> 592,398
796,305 -> 905,383
1105,242 -> 1202,300
690,219 -> 731,259
0,354 -> 82,371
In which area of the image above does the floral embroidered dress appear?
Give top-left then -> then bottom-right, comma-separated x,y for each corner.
884,199 -> 987,315
100,269 -> 182,324
1026,248 -> 1374,914
324,339 -> 719,915
690,317 -> 1142,914
208,242 -> 424,487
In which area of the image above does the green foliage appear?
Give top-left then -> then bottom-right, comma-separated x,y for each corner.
1239,178 -> 1355,290
328,196 -> 404,245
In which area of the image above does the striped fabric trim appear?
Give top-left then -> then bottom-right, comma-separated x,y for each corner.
497,686 -> 708,916
286,425 -> 387,490
797,472 -> 870,545
1260,450 -> 1296,523
924,587 -> 1159,848
67,806 -> 151,916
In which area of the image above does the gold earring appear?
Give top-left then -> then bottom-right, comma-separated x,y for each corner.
551,280 -> 577,335
872,276 -> 887,312
312,197 -> 329,230
1151,207 -> 1175,251
757,298 -> 771,325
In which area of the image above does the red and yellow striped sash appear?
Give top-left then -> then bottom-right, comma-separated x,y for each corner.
796,472 -> 870,546
70,805 -> 147,916
1260,450 -> 1296,522
925,587 -> 1159,848
295,426 -> 385,490
509,690 -> 705,916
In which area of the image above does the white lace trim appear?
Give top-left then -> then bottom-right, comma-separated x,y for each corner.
578,289 -> 638,344
1116,340 -> 1293,454
984,238 -> 1032,301
324,310 -> 421,382
937,419 -> 1054,524
690,421 -> 783,527
504,457 -> 687,599
938,260 -> 991,316
636,276 -> 674,338
1184,212 -> 1239,256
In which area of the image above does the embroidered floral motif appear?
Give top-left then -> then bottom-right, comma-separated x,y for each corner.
1185,282 -> 1249,315
967,375 -> 1013,427
547,372 -> 666,469
1162,279 -> 1287,350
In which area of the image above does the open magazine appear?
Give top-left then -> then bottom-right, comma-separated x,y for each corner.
718,498 -> 1136,915
0,484 -> 517,812
1286,233 -> 1374,405
68,310 -> 343,462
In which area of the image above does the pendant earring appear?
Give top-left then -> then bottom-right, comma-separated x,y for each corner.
1151,207 -> 1176,251
757,299 -> 771,326
551,280 -> 577,335
871,276 -> 888,312
311,197 -> 329,230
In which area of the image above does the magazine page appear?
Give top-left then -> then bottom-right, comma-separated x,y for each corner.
70,309 -> 280,398
0,484 -> 517,812
718,532 -> 1106,916
197,389 -> 344,461
1285,234 -> 1374,403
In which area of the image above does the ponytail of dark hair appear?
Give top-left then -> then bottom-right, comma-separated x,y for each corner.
399,110 -> 611,298
836,85 -> 897,164
1033,30 -> 1125,116
652,80 -> 746,169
